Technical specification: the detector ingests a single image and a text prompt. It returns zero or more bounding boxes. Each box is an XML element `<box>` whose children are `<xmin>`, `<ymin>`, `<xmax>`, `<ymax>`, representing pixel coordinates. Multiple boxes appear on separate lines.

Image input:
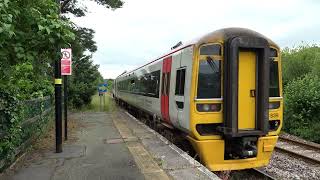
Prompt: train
<box><xmin>113</xmin><ymin>28</ymin><xmax>283</xmax><ymax>171</ymax></box>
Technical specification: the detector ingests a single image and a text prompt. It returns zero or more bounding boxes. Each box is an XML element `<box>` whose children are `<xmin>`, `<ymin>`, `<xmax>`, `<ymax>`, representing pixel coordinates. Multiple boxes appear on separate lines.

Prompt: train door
<box><xmin>238</xmin><ymin>50</ymin><xmax>256</xmax><ymax>130</ymax></box>
<box><xmin>170</xmin><ymin>47</ymin><xmax>193</xmax><ymax>131</ymax></box>
<box><xmin>161</xmin><ymin>57</ymin><xmax>172</xmax><ymax>124</ymax></box>
<box><xmin>175</xmin><ymin>67</ymin><xmax>186</xmax><ymax>126</ymax></box>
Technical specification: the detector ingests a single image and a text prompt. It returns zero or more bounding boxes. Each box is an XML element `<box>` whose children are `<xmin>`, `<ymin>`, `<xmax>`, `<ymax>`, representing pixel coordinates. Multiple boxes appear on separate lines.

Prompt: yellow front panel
<box><xmin>188</xmin><ymin>136</ymin><xmax>278</xmax><ymax>171</ymax></box>
<box><xmin>238</xmin><ymin>51</ymin><xmax>256</xmax><ymax>130</ymax></box>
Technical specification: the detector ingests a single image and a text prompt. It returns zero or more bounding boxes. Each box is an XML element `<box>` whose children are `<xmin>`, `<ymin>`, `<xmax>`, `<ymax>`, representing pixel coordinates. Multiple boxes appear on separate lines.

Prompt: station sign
<box><xmin>61</xmin><ymin>48</ymin><xmax>72</xmax><ymax>75</ymax></box>
<box><xmin>98</xmin><ymin>83</ymin><xmax>108</xmax><ymax>95</ymax></box>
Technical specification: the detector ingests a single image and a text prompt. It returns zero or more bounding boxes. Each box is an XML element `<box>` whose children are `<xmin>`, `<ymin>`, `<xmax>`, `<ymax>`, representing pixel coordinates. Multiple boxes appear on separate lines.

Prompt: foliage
<box><xmin>283</xmin><ymin>74</ymin><xmax>320</xmax><ymax>143</ymax></box>
<box><xmin>104</xmin><ymin>79</ymin><xmax>114</xmax><ymax>92</ymax></box>
<box><xmin>68</xmin><ymin>55</ymin><xmax>103</xmax><ymax>107</ymax></box>
<box><xmin>64</xmin><ymin>26</ymin><xmax>104</xmax><ymax>108</ymax></box>
<box><xmin>282</xmin><ymin>44</ymin><xmax>320</xmax><ymax>143</ymax></box>
<box><xmin>0</xmin><ymin>88</ymin><xmax>53</xmax><ymax>171</ymax></box>
<box><xmin>0</xmin><ymin>0</ymin><xmax>71</xmax><ymax>171</ymax></box>
<box><xmin>0</xmin><ymin>0</ymin><xmax>122</xmax><ymax>171</ymax></box>
<box><xmin>60</xmin><ymin>0</ymin><xmax>123</xmax><ymax>108</ymax></box>
<box><xmin>61</xmin><ymin>0</ymin><xmax>124</xmax><ymax>17</ymax></box>
<box><xmin>0</xmin><ymin>0</ymin><xmax>75</xmax><ymax>99</ymax></box>
<box><xmin>0</xmin><ymin>89</ymin><xmax>21</xmax><ymax>162</ymax></box>
<box><xmin>281</xmin><ymin>44</ymin><xmax>320</xmax><ymax>85</ymax></box>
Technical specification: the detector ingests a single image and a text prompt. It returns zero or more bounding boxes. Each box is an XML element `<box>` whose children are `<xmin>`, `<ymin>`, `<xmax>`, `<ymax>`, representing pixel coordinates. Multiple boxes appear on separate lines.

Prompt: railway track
<box><xmin>221</xmin><ymin>168</ymin><xmax>276</xmax><ymax>180</ymax></box>
<box><xmin>276</xmin><ymin>136</ymin><xmax>320</xmax><ymax>164</ymax></box>
<box><xmin>248</xmin><ymin>168</ymin><xmax>276</xmax><ymax>180</ymax></box>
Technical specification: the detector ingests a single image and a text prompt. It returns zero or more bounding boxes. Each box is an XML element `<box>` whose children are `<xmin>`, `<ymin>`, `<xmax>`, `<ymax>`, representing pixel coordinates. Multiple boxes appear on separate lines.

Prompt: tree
<box><xmin>0</xmin><ymin>0</ymin><xmax>75</xmax><ymax>171</ymax></box>
<box><xmin>58</xmin><ymin>0</ymin><xmax>123</xmax><ymax>107</ymax></box>
<box><xmin>0</xmin><ymin>0</ymin><xmax>75</xmax><ymax>99</ymax></box>
<box><xmin>282</xmin><ymin>44</ymin><xmax>320</xmax><ymax>143</ymax></box>
<box><xmin>61</xmin><ymin>0</ymin><xmax>124</xmax><ymax>17</ymax></box>
<box><xmin>284</xmin><ymin>74</ymin><xmax>320</xmax><ymax>143</ymax></box>
<box><xmin>282</xmin><ymin>44</ymin><xmax>320</xmax><ymax>85</ymax></box>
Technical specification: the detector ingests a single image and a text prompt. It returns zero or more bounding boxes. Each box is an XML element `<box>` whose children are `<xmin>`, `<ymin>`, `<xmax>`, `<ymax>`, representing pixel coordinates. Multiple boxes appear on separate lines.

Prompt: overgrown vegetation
<box><xmin>0</xmin><ymin>0</ymin><xmax>123</xmax><ymax>171</ymax></box>
<box><xmin>282</xmin><ymin>44</ymin><xmax>320</xmax><ymax>143</ymax></box>
<box><xmin>0</xmin><ymin>0</ymin><xmax>73</xmax><ymax>169</ymax></box>
<box><xmin>60</xmin><ymin>0</ymin><xmax>123</xmax><ymax>108</ymax></box>
<box><xmin>104</xmin><ymin>79</ymin><xmax>114</xmax><ymax>92</ymax></box>
<box><xmin>0</xmin><ymin>0</ymin><xmax>74</xmax><ymax>99</ymax></box>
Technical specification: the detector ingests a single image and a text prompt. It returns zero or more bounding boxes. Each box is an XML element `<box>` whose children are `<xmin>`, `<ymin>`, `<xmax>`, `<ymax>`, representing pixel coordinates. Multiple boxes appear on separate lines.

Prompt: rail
<box><xmin>275</xmin><ymin>136</ymin><xmax>320</xmax><ymax>164</ymax></box>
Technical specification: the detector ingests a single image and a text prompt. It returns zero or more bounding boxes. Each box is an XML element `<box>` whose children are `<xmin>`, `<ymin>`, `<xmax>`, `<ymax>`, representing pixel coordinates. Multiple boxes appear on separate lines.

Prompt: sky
<box><xmin>72</xmin><ymin>0</ymin><xmax>320</xmax><ymax>79</ymax></box>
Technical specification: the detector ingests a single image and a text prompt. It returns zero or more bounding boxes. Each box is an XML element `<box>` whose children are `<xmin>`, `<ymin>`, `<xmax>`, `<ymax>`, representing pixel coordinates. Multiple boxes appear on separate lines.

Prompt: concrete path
<box><xmin>1</xmin><ymin>97</ymin><xmax>219</xmax><ymax>180</ymax></box>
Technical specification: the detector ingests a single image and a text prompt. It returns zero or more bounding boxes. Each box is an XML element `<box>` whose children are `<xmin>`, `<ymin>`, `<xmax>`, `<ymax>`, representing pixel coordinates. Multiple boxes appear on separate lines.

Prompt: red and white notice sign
<box><xmin>61</xmin><ymin>48</ymin><xmax>72</xmax><ymax>75</ymax></box>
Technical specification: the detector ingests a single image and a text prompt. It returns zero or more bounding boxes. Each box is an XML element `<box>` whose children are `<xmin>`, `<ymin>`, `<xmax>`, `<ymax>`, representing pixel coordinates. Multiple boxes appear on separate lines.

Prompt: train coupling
<box><xmin>225</xmin><ymin>136</ymin><xmax>258</xmax><ymax>159</ymax></box>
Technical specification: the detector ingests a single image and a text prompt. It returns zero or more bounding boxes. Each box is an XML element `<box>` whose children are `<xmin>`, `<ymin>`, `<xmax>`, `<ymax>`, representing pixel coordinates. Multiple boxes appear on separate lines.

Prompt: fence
<box><xmin>0</xmin><ymin>96</ymin><xmax>54</xmax><ymax>172</ymax></box>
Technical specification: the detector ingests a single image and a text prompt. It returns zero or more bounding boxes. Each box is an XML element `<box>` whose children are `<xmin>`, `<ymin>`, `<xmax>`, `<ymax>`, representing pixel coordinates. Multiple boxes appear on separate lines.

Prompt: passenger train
<box><xmin>113</xmin><ymin>28</ymin><xmax>283</xmax><ymax>171</ymax></box>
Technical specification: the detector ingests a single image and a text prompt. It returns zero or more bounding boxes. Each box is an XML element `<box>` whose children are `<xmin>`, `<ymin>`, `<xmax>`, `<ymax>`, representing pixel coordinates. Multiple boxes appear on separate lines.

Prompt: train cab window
<box><xmin>197</xmin><ymin>58</ymin><xmax>221</xmax><ymax>99</ymax></box>
<box><xmin>200</xmin><ymin>44</ymin><xmax>221</xmax><ymax>55</ymax></box>
<box><xmin>270</xmin><ymin>48</ymin><xmax>278</xmax><ymax>57</ymax></box>
<box><xmin>175</xmin><ymin>68</ymin><xmax>186</xmax><ymax>96</ymax></box>
<box><xmin>270</xmin><ymin>61</ymin><xmax>280</xmax><ymax>97</ymax></box>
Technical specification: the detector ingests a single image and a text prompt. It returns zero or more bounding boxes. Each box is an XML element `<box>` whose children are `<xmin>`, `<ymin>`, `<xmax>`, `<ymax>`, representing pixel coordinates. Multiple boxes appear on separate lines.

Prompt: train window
<box><xmin>175</xmin><ymin>69</ymin><xmax>186</xmax><ymax>96</ymax></box>
<box><xmin>151</xmin><ymin>70</ymin><xmax>160</xmax><ymax>97</ymax></box>
<box><xmin>270</xmin><ymin>48</ymin><xmax>278</xmax><ymax>57</ymax></box>
<box><xmin>139</xmin><ymin>70</ymin><xmax>160</xmax><ymax>97</ymax></box>
<box><xmin>200</xmin><ymin>44</ymin><xmax>221</xmax><ymax>55</ymax></box>
<box><xmin>270</xmin><ymin>61</ymin><xmax>280</xmax><ymax>97</ymax></box>
<box><xmin>197</xmin><ymin>58</ymin><xmax>221</xmax><ymax>99</ymax></box>
<box><xmin>118</xmin><ymin>71</ymin><xmax>160</xmax><ymax>98</ymax></box>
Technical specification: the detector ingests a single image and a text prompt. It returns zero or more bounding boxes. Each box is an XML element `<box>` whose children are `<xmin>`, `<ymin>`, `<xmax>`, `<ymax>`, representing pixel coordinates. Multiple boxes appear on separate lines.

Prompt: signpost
<box><xmin>98</xmin><ymin>83</ymin><xmax>107</xmax><ymax>111</ymax></box>
<box><xmin>61</xmin><ymin>48</ymin><xmax>72</xmax><ymax>141</ymax></box>
<box><xmin>61</xmin><ymin>48</ymin><xmax>72</xmax><ymax>75</ymax></box>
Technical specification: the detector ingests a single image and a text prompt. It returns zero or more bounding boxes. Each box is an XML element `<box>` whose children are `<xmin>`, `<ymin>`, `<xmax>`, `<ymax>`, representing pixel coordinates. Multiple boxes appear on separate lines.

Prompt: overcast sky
<box><xmin>72</xmin><ymin>0</ymin><xmax>320</xmax><ymax>79</ymax></box>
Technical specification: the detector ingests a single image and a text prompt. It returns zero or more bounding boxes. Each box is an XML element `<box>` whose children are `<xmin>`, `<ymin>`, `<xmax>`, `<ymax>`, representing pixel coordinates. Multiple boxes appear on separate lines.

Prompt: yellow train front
<box><xmin>114</xmin><ymin>28</ymin><xmax>282</xmax><ymax>171</ymax></box>
<box><xmin>187</xmin><ymin>28</ymin><xmax>282</xmax><ymax>171</ymax></box>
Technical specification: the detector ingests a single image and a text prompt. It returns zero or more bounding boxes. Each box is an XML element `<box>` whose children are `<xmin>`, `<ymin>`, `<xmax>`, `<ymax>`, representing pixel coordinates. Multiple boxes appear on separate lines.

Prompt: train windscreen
<box><xmin>269</xmin><ymin>61</ymin><xmax>280</xmax><ymax>97</ymax></box>
<box><xmin>197</xmin><ymin>58</ymin><xmax>221</xmax><ymax>99</ymax></box>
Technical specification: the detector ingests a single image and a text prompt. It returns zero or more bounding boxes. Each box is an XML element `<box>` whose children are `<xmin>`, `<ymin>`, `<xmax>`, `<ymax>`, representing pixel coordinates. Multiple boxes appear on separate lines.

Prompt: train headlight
<box><xmin>196</xmin><ymin>103</ymin><xmax>221</xmax><ymax>112</ymax></box>
<box><xmin>203</xmin><ymin>104</ymin><xmax>210</xmax><ymax>111</ymax></box>
<box><xmin>269</xmin><ymin>101</ymin><xmax>280</xmax><ymax>109</ymax></box>
<box><xmin>269</xmin><ymin>120</ymin><xmax>280</xmax><ymax>131</ymax></box>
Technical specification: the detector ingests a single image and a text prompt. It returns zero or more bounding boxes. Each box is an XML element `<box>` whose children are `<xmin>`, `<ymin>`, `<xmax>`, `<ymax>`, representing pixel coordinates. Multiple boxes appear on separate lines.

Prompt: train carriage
<box><xmin>113</xmin><ymin>28</ymin><xmax>283</xmax><ymax>171</ymax></box>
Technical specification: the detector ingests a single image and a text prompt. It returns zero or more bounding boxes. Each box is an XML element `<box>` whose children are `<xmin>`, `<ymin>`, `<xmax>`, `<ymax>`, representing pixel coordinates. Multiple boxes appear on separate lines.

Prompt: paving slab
<box><xmin>118</xmin><ymin>111</ymin><xmax>220</xmax><ymax>180</ymax></box>
<box><xmin>2</xmin><ymin>112</ymin><xmax>144</xmax><ymax>180</ymax></box>
<box><xmin>2</xmin><ymin>97</ymin><xmax>220</xmax><ymax>180</ymax></box>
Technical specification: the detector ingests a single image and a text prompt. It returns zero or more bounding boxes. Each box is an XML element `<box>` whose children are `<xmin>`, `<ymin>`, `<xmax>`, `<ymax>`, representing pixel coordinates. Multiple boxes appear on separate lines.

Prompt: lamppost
<box><xmin>55</xmin><ymin>0</ymin><xmax>63</xmax><ymax>153</ymax></box>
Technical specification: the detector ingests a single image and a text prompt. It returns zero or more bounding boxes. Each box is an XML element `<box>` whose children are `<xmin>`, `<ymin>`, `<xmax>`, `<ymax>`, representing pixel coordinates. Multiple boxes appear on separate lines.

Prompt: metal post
<box><xmin>55</xmin><ymin>0</ymin><xmax>62</xmax><ymax>153</ymax></box>
<box><xmin>103</xmin><ymin>93</ymin><xmax>106</xmax><ymax>107</ymax></box>
<box><xmin>100</xmin><ymin>94</ymin><xmax>102</xmax><ymax>111</ymax></box>
<box><xmin>64</xmin><ymin>76</ymin><xmax>68</xmax><ymax>141</ymax></box>
<box><xmin>55</xmin><ymin>58</ymin><xmax>63</xmax><ymax>153</ymax></box>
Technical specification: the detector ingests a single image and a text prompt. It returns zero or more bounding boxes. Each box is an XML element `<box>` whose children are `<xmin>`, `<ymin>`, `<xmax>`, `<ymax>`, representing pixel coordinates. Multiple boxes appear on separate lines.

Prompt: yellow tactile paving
<box><xmin>112</xmin><ymin>112</ymin><xmax>171</xmax><ymax>180</ymax></box>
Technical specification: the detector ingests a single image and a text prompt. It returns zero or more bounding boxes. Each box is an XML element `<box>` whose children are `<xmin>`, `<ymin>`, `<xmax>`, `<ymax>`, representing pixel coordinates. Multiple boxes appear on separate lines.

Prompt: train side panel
<box><xmin>116</xmin><ymin>61</ymin><xmax>162</xmax><ymax>118</ymax></box>
<box><xmin>168</xmin><ymin>46</ymin><xmax>194</xmax><ymax>132</ymax></box>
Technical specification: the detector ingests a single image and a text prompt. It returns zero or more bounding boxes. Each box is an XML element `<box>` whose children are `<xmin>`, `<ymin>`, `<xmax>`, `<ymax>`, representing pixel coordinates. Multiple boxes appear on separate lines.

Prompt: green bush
<box><xmin>283</xmin><ymin>74</ymin><xmax>320</xmax><ymax>143</ymax></box>
<box><xmin>282</xmin><ymin>44</ymin><xmax>320</xmax><ymax>85</ymax></box>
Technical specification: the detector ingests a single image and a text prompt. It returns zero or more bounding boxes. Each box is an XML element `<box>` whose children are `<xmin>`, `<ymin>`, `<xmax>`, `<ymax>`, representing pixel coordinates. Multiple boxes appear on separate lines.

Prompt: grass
<box><xmin>85</xmin><ymin>93</ymin><xmax>116</xmax><ymax>112</ymax></box>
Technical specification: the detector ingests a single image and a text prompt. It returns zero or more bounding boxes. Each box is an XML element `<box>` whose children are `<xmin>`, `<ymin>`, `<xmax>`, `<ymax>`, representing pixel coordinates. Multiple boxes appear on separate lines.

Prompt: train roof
<box><xmin>192</xmin><ymin>27</ymin><xmax>279</xmax><ymax>48</ymax></box>
<box><xmin>117</xmin><ymin>27</ymin><xmax>279</xmax><ymax>78</ymax></box>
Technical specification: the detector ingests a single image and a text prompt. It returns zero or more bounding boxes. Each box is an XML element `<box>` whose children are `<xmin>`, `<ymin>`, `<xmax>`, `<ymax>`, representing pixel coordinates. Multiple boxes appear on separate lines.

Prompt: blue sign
<box><xmin>98</xmin><ymin>83</ymin><xmax>107</xmax><ymax>94</ymax></box>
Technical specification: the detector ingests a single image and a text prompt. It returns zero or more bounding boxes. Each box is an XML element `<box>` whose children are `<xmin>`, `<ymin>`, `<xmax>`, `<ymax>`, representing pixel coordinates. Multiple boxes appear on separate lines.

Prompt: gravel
<box><xmin>262</xmin><ymin>151</ymin><xmax>320</xmax><ymax>180</ymax></box>
<box><xmin>280</xmin><ymin>132</ymin><xmax>320</xmax><ymax>149</ymax></box>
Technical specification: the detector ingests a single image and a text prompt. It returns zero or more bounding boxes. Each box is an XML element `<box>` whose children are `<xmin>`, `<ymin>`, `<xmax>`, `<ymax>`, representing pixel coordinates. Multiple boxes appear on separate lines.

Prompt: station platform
<box><xmin>1</xmin><ymin>103</ymin><xmax>219</xmax><ymax>179</ymax></box>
